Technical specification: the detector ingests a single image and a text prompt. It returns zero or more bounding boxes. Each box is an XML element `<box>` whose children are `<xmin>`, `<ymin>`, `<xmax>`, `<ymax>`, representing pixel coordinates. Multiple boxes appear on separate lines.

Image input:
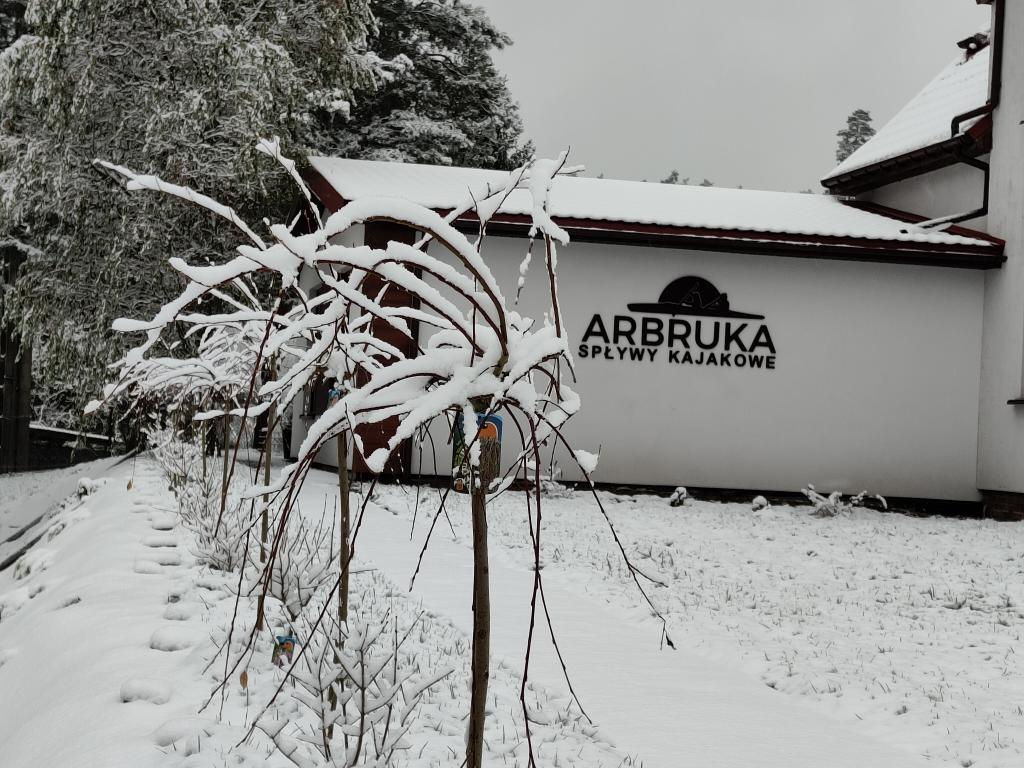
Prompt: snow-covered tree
<box><xmin>90</xmin><ymin>135</ymin><xmax>676</xmax><ymax>767</ymax></box>
<box><xmin>0</xmin><ymin>0</ymin><xmax>373</xmax><ymax>425</ymax></box>
<box><xmin>92</xmin><ymin>141</ymin><xmax>595</xmax><ymax>768</ymax></box>
<box><xmin>325</xmin><ymin>0</ymin><xmax>532</xmax><ymax>169</ymax></box>
<box><xmin>835</xmin><ymin>108</ymin><xmax>876</xmax><ymax>163</ymax></box>
<box><xmin>659</xmin><ymin>171</ymin><xmax>714</xmax><ymax>187</ymax></box>
<box><xmin>0</xmin><ymin>1</ymin><xmax>24</xmax><ymax>51</ymax></box>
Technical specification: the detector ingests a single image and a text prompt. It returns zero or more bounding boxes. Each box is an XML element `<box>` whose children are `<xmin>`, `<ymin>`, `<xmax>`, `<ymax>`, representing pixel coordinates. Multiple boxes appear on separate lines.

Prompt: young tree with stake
<box><xmin>93</xmin><ymin>141</ymin><xmax>672</xmax><ymax>767</ymax></box>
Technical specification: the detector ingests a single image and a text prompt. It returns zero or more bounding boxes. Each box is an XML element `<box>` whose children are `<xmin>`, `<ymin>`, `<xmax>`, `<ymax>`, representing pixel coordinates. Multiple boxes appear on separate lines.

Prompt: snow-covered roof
<box><xmin>308</xmin><ymin>156</ymin><xmax>996</xmax><ymax>253</ymax></box>
<box><xmin>826</xmin><ymin>45</ymin><xmax>990</xmax><ymax>181</ymax></box>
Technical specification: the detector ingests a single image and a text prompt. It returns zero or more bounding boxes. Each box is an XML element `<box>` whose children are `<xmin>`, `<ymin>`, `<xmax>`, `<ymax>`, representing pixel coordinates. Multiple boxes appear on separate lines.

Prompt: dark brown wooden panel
<box><xmin>352</xmin><ymin>223</ymin><xmax>421</xmax><ymax>476</ymax></box>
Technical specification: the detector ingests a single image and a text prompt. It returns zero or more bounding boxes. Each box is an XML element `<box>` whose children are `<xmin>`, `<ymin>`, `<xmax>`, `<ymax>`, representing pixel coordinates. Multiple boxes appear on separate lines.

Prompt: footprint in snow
<box><xmin>13</xmin><ymin>548</ymin><xmax>55</xmax><ymax>580</ymax></box>
<box><xmin>134</xmin><ymin>551</ymin><xmax>182</xmax><ymax>571</ymax></box>
<box><xmin>151</xmin><ymin>716</ymin><xmax>218</xmax><ymax>756</ymax></box>
<box><xmin>149</xmin><ymin>551</ymin><xmax>182</xmax><ymax>567</ymax></box>
<box><xmin>163</xmin><ymin>602</ymin><xmax>200</xmax><ymax>621</ymax></box>
<box><xmin>148</xmin><ymin>514</ymin><xmax>177</xmax><ymax>531</ymax></box>
<box><xmin>194</xmin><ymin>576</ymin><xmax>231</xmax><ymax>593</ymax></box>
<box><xmin>149</xmin><ymin>625</ymin><xmax>196</xmax><ymax>652</ymax></box>
<box><xmin>45</xmin><ymin>507</ymin><xmax>91</xmax><ymax>540</ymax></box>
<box><xmin>142</xmin><ymin>534</ymin><xmax>178</xmax><ymax>548</ymax></box>
<box><xmin>120</xmin><ymin>677</ymin><xmax>172</xmax><ymax>705</ymax></box>
<box><xmin>0</xmin><ymin>583</ymin><xmax>46</xmax><ymax>621</ymax></box>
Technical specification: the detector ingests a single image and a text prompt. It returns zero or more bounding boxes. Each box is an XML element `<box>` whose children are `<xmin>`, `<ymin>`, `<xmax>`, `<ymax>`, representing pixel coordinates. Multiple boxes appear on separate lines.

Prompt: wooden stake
<box><xmin>219</xmin><ymin>407</ymin><xmax>230</xmax><ymax>521</ymax></box>
<box><xmin>338</xmin><ymin>432</ymin><xmax>351</xmax><ymax>625</ymax></box>
<box><xmin>466</xmin><ymin>431</ymin><xmax>499</xmax><ymax>768</ymax></box>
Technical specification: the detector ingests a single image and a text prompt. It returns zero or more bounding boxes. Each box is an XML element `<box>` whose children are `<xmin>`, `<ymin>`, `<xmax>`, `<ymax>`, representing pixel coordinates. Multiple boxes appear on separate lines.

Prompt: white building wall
<box><xmin>977</xmin><ymin>1</ymin><xmax>1024</xmax><ymax>494</ymax></box>
<box><xmin>411</xmin><ymin>235</ymin><xmax>985</xmax><ymax>501</ymax></box>
<box><xmin>865</xmin><ymin>159</ymin><xmax>989</xmax><ymax>232</ymax></box>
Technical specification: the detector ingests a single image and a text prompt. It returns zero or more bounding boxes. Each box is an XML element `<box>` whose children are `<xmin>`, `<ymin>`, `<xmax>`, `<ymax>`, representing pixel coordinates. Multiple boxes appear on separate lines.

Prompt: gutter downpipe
<box><xmin>917</xmin><ymin>0</ymin><xmax>1004</xmax><ymax>231</ymax></box>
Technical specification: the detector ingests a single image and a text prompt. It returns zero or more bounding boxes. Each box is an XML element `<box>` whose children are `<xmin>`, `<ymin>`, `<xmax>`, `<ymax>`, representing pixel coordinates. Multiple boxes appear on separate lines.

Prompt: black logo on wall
<box><xmin>579</xmin><ymin>276</ymin><xmax>776</xmax><ymax>369</ymax></box>
<box><xmin>627</xmin><ymin>276</ymin><xmax>765</xmax><ymax>319</ymax></box>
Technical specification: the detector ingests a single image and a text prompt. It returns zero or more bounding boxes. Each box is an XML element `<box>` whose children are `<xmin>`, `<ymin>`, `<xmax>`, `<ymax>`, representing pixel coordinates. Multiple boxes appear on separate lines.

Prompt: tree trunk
<box><xmin>219</xmin><ymin>409</ymin><xmax>230</xmax><ymax>519</ymax></box>
<box><xmin>201</xmin><ymin>416</ymin><xmax>207</xmax><ymax>482</ymax></box>
<box><xmin>260</xmin><ymin>402</ymin><xmax>275</xmax><ymax>563</ymax></box>
<box><xmin>466</xmin><ymin>433</ymin><xmax>499</xmax><ymax>768</ymax></box>
<box><xmin>337</xmin><ymin>432</ymin><xmax>350</xmax><ymax>624</ymax></box>
<box><xmin>328</xmin><ymin>431</ymin><xmax>350</xmax><ymax>740</ymax></box>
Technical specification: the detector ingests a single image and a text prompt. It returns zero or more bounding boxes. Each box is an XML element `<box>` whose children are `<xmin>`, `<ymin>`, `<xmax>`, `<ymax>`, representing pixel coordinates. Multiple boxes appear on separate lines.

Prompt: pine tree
<box><xmin>836</xmin><ymin>108</ymin><xmax>876</xmax><ymax>164</ymax></box>
<box><xmin>0</xmin><ymin>1</ymin><xmax>373</xmax><ymax>425</ymax></box>
<box><xmin>659</xmin><ymin>171</ymin><xmax>715</xmax><ymax>186</ymax></box>
<box><xmin>325</xmin><ymin>0</ymin><xmax>532</xmax><ymax>170</ymax></box>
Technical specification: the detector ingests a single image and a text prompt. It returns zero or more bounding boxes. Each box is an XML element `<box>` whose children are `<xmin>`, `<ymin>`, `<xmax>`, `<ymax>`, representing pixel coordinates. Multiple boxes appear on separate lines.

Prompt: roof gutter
<box><xmin>916</xmin><ymin>0</ymin><xmax>1004</xmax><ymax>230</ymax></box>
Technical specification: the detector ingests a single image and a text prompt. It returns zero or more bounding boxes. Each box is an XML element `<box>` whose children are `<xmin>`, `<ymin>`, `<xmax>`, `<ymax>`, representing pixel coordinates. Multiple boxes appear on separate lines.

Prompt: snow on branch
<box><xmin>91</xmin><ymin>140</ymin><xmax>582</xmax><ymax>483</ymax></box>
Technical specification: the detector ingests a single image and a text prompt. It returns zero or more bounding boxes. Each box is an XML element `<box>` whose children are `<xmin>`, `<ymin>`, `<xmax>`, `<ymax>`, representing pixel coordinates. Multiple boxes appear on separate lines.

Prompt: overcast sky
<box><xmin>473</xmin><ymin>0</ymin><xmax>990</xmax><ymax>191</ymax></box>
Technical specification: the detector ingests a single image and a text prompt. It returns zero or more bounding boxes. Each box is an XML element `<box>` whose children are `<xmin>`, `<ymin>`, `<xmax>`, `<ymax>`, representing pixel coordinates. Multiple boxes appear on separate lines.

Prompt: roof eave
<box><xmin>821</xmin><ymin>116</ymin><xmax>993</xmax><ymax>196</ymax></box>
<box><xmin>301</xmin><ymin>166</ymin><xmax>1005</xmax><ymax>270</ymax></box>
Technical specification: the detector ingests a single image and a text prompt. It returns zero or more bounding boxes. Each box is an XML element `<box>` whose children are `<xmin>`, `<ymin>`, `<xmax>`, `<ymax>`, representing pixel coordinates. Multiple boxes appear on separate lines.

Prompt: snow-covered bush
<box><xmin>148</xmin><ymin>427</ymin><xmax>252</xmax><ymax>571</ymax></box>
<box><xmin>148</xmin><ymin>428</ymin><xmax>199</xmax><ymax>492</ymax></box>
<box><xmin>180</xmin><ymin>487</ymin><xmax>251</xmax><ymax>573</ymax></box>
<box><xmin>76</xmin><ymin>477</ymin><xmax>102</xmax><ymax>498</ymax></box>
<box><xmin>669</xmin><ymin>486</ymin><xmax>689</xmax><ymax>507</ymax></box>
<box><xmin>849</xmin><ymin>489</ymin><xmax>888</xmax><ymax>510</ymax></box>
<box><xmin>751</xmin><ymin>495</ymin><xmax>770</xmax><ymax>512</ymax></box>
<box><xmin>802</xmin><ymin>484</ymin><xmax>887</xmax><ymax>517</ymax></box>
<box><xmin>253</xmin><ymin>512</ymin><xmax>334</xmax><ymax>621</ymax></box>
<box><xmin>532</xmin><ymin>462</ymin><xmax>573</xmax><ymax>498</ymax></box>
<box><xmin>258</xmin><ymin>602</ymin><xmax>453</xmax><ymax>768</ymax></box>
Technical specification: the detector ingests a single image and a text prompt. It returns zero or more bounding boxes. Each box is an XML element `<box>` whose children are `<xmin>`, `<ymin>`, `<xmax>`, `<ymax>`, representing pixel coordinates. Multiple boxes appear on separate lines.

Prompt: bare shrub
<box><xmin>258</xmin><ymin>603</ymin><xmax>453</xmax><ymax>768</ymax></box>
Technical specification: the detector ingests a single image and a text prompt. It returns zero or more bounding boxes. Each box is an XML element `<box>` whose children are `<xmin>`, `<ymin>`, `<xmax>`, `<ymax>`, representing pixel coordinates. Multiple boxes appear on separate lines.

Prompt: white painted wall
<box><xmin>409</xmin><ymin>235</ymin><xmax>985</xmax><ymax>501</ymax></box>
<box><xmin>865</xmin><ymin>159</ymin><xmax>989</xmax><ymax>232</ymax></box>
<box><xmin>976</xmin><ymin>1</ymin><xmax>1024</xmax><ymax>494</ymax></box>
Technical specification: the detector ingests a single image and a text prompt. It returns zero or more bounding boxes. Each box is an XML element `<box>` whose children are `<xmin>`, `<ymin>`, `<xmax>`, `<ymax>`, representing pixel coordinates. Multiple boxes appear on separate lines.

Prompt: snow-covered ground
<box><xmin>367</xmin><ymin>483</ymin><xmax>1024</xmax><ymax>768</ymax></box>
<box><xmin>3</xmin><ymin>461</ymin><xmax>1023</xmax><ymax>767</ymax></box>
<box><xmin>0</xmin><ymin>457</ymin><xmax>122</xmax><ymax>547</ymax></box>
<box><xmin>0</xmin><ymin>461</ymin><xmax>620</xmax><ymax>768</ymax></box>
